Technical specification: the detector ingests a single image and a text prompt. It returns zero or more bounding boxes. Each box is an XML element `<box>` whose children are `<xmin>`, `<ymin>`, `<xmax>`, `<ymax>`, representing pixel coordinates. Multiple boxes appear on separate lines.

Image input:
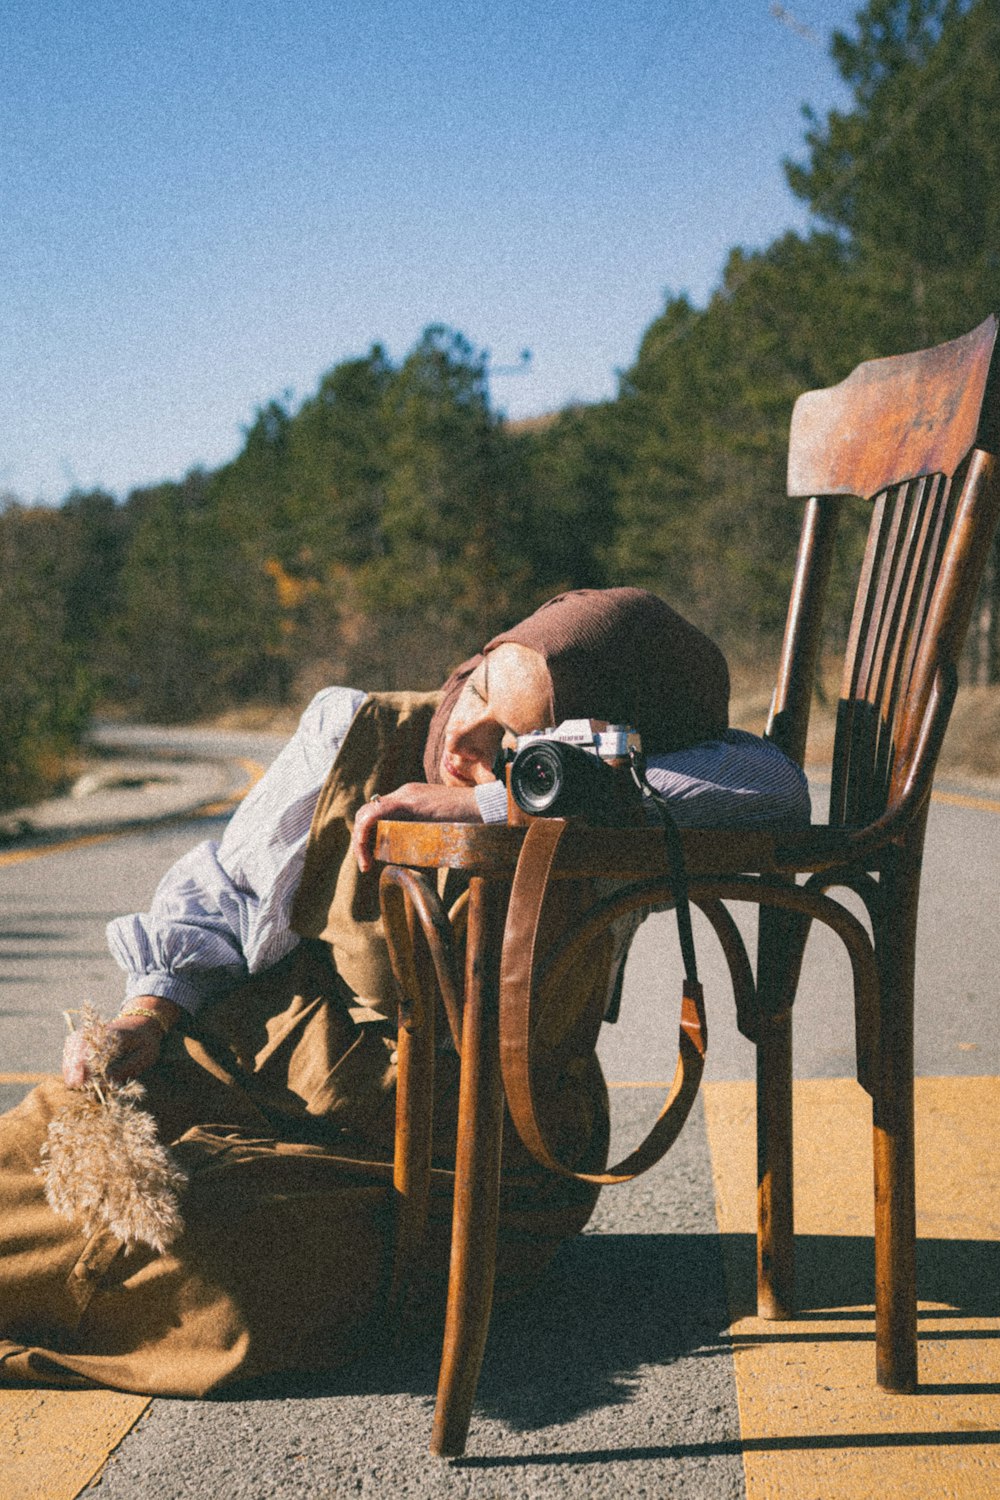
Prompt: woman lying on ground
<box><xmin>0</xmin><ymin>588</ymin><xmax>809</xmax><ymax>1395</ymax></box>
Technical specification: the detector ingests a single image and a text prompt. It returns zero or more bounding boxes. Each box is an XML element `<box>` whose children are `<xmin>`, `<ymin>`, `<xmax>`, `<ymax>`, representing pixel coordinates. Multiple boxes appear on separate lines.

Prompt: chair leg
<box><xmin>756</xmin><ymin>1007</ymin><xmax>794</xmax><ymax>1320</ymax></box>
<box><xmin>872</xmin><ymin>853</ymin><xmax>919</xmax><ymax>1393</ymax></box>
<box><xmin>754</xmin><ymin>903</ymin><xmax>806</xmax><ymax>1321</ymax></box>
<box><xmin>388</xmin><ymin>910</ymin><xmax>436</xmax><ymax>1322</ymax></box>
<box><xmin>430</xmin><ymin>877</ymin><xmax>506</xmax><ymax>1458</ymax></box>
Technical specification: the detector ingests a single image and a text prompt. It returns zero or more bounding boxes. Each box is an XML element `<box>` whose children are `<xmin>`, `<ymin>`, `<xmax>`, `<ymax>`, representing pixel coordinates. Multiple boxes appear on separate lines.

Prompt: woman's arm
<box><xmin>64</xmin><ymin>689</ymin><xmax>368</xmax><ymax>1089</ymax></box>
<box><xmin>351</xmin><ymin>783</ymin><xmax>481</xmax><ymax>872</ymax></box>
<box><xmin>643</xmin><ymin>730</ymin><xmax>811</xmax><ymax>829</ymax></box>
<box><xmin>63</xmin><ymin>995</ymin><xmax>184</xmax><ymax>1087</ymax></box>
<box><xmin>104</xmin><ymin>687</ymin><xmax>368</xmax><ymax>1015</ymax></box>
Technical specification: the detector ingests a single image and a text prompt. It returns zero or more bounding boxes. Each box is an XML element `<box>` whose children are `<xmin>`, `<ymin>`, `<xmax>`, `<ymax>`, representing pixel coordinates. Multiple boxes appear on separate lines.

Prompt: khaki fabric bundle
<box><xmin>0</xmin><ymin>694</ymin><xmax>607</xmax><ymax>1395</ymax></box>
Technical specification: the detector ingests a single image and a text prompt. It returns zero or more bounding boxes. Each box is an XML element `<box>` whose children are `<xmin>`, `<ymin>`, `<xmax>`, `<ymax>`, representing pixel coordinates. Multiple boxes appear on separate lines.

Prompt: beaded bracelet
<box><xmin>118</xmin><ymin>1005</ymin><xmax>171</xmax><ymax>1036</ymax></box>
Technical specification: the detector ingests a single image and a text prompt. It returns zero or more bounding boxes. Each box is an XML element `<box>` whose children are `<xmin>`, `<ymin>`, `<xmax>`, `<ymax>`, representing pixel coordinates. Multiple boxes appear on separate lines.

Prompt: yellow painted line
<box><xmin>0</xmin><ymin>1073</ymin><xmax>49</xmax><ymax>1086</ymax></box>
<box><xmin>704</xmin><ymin>1076</ymin><xmax>1000</xmax><ymax>1498</ymax></box>
<box><xmin>1</xmin><ymin>1388</ymin><xmax>150</xmax><ymax>1500</ymax></box>
<box><xmin>0</xmin><ymin>758</ymin><xmax>265</xmax><ymax>868</ymax></box>
<box><xmin>0</xmin><ymin>831</ymin><xmax>125</xmax><ymax>869</ymax></box>
<box><xmin>808</xmin><ymin>769</ymin><xmax>1000</xmax><ymax>818</ymax></box>
<box><xmin>607</xmin><ymin>1080</ymin><xmax>673</xmax><ymax>1088</ymax></box>
<box><xmin>195</xmin><ymin>755</ymin><xmax>265</xmax><ymax>816</ymax></box>
<box><xmin>932</xmin><ymin>788</ymin><xmax>1000</xmax><ymax>815</ymax></box>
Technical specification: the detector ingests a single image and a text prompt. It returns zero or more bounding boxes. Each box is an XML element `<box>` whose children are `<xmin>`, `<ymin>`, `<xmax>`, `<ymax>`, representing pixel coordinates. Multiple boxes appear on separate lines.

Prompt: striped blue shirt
<box><xmin>108</xmin><ymin>686</ymin><xmax>810</xmax><ymax>1013</ymax></box>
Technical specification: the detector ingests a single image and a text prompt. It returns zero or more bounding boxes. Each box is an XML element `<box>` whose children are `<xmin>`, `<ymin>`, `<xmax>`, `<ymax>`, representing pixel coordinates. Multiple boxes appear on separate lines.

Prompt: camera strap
<box><xmin>636</xmin><ymin>770</ymin><xmax>700</xmax><ymax>991</ymax></box>
<box><xmin>499</xmin><ymin>816</ymin><xmax>707</xmax><ymax>1185</ymax></box>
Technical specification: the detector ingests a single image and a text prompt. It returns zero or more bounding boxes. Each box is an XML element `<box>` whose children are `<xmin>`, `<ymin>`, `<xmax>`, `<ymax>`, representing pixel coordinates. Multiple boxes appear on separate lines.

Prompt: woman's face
<box><xmin>439</xmin><ymin>644</ymin><xmax>553</xmax><ymax>787</ymax></box>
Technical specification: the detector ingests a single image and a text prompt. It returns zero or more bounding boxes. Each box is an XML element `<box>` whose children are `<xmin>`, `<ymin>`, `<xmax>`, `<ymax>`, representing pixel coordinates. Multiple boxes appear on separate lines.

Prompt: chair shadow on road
<box><xmin>217</xmin><ymin>1227</ymin><xmax>734</xmax><ymax>1423</ymax></box>
<box><xmin>217</xmin><ymin>1226</ymin><xmax>1000</xmax><ymax>1437</ymax></box>
<box><xmin>721</xmin><ymin>1227</ymin><xmax>1000</xmax><ymax>1328</ymax></box>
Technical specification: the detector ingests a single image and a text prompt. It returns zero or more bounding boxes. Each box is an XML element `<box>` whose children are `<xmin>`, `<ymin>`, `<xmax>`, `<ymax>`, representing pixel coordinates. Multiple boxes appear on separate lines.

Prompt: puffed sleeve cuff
<box><xmin>122</xmin><ymin>971</ymin><xmax>225</xmax><ymax>1015</ymax></box>
<box><xmin>473</xmin><ymin>780</ymin><xmax>508</xmax><ymax>824</ymax></box>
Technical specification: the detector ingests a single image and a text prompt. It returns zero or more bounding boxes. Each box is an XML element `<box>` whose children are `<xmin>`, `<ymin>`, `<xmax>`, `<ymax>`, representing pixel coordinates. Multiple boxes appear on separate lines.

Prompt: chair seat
<box><xmin>374</xmin><ymin>816</ymin><xmax>892</xmax><ymax>880</ymax></box>
<box><xmin>376</xmin><ymin>818</ymin><xmax>785</xmax><ymax>877</ymax></box>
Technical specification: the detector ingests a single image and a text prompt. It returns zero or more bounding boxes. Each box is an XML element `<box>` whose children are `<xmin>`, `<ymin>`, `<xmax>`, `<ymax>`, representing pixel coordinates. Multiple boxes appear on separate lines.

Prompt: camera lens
<box><xmin>510</xmin><ymin>742</ymin><xmax>564</xmax><ymax>813</ymax></box>
<box><xmin>523</xmin><ymin>758</ymin><xmax>556</xmax><ymax>795</ymax></box>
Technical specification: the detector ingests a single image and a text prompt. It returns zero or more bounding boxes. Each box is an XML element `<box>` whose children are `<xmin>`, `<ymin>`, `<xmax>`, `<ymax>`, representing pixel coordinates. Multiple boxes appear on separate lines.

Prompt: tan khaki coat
<box><xmin>0</xmin><ymin>694</ymin><xmax>608</xmax><ymax>1394</ymax></box>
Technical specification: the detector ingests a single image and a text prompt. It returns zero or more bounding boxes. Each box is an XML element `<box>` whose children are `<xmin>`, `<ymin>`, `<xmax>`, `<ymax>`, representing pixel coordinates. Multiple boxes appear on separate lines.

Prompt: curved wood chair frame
<box><xmin>376</xmin><ymin>315</ymin><xmax>1000</xmax><ymax>1456</ymax></box>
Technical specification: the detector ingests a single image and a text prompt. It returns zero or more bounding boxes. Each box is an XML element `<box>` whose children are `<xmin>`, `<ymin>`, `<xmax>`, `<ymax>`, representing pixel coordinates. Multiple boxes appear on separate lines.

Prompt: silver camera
<box><xmin>507</xmin><ymin>720</ymin><xmax>643</xmax><ymax>822</ymax></box>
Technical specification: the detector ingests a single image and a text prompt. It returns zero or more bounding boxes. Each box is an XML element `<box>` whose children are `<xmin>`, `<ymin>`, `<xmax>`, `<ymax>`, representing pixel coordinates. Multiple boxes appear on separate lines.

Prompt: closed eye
<box><xmin>470</xmin><ymin>661</ymin><xmax>518</xmax><ymax>738</ymax></box>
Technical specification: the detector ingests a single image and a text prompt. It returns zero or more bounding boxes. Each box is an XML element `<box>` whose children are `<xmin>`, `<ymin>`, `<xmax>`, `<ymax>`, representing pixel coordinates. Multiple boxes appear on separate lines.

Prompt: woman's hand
<box><xmin>352</xmin><ymin>782</ymin><xmax>482</xmax><ymax>873</ymax></box>
<box><xmin>62</xmin><ymin>998</ymin><xmax>182</xmax><ymax>1089</ymax></box>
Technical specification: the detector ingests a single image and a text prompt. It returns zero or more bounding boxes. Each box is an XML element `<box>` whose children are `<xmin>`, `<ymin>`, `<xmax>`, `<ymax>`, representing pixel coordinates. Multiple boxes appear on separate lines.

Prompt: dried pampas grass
<box><xmin>37</xmin><ymin>1004</ymin><xmax>187</xmax><ymax>1254</ymax></box>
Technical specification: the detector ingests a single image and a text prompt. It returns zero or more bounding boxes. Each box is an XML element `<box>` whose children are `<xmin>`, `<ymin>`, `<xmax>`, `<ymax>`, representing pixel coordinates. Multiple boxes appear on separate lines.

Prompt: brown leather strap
<box><xmin>499</xmin><ymin>817</ymin><xmax>707</xmax><ymax>1185</ymax></box>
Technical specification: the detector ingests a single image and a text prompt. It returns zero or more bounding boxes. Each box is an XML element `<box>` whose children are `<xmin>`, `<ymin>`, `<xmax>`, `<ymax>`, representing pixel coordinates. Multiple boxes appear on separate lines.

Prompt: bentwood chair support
<box><xmin>376</xmin><ymin>315</ymin><xmax>1000</xmax><ymax>1456</ymax></box>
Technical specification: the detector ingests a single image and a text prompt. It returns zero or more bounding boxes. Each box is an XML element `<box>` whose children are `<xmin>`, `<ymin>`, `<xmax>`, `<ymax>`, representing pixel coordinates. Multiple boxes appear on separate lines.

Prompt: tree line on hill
<box><xmin>3</xmin><ymin>0</ymin><xmax>999</xmax><ymax>810</ymax></box>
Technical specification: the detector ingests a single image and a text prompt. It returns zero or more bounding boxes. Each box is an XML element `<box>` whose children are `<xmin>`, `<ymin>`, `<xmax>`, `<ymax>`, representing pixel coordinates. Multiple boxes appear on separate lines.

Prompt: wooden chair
<box><xmin>376</xmin><ymin>314</ymin><xmax>1000</xmax><ymax>1455</ymax></box>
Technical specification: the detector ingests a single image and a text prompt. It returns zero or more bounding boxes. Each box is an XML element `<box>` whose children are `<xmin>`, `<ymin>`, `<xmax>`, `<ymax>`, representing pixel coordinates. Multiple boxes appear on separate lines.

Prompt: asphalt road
<box><xmin>1</xmin><ymin>723</ymin><xmax>998</xmax><ymax>1497</ymax></box>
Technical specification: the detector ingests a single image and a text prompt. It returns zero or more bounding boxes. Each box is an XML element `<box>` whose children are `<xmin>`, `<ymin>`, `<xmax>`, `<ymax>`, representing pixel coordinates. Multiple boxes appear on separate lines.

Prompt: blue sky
<box><xmin>2</xmin><ymin>0</ymin><xmax>859</xmax><ymax>505</ymax></box>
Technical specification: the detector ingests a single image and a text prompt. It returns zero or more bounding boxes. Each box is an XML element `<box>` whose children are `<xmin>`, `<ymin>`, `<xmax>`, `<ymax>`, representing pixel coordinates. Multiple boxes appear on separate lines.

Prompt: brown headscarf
<box><xmin>422</xmin><ymin>587</ymin><xmax>729</xmax><ymax>782</ymax></box>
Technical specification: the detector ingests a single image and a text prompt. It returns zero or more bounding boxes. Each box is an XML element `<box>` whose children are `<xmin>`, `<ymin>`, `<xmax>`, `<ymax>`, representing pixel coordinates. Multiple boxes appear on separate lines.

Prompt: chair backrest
<box><xmin>767</xmin><ymin>316</ymin><xmax>1000</xmax><ymax>830</ymax></box>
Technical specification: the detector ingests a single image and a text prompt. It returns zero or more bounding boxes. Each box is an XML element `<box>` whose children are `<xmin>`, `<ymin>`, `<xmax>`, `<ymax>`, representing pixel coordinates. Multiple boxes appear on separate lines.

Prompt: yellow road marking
<box><xmin>1</xmin><ymin>1388</ymin><xmax>150</xmax><ymax>1500</ymax></box>
<box><xmin>0</xmin><ymin>1074</ymin><xmax>49</xmax><ymax>1086</ymax></box>
<box><xmin>808</xmin><ymin>767</ymin><xmax>1000</xmax><ymax>817</ymax></box>
<box><xmin>607</xmin><ymin>1080</ymin><xmax>673</xmax><ymax>1088</ymax></box>
<box><xmin>932</xmin><ymin>788</ymin><xmax>1000</xmax><ymax>815</ymax></box>
<box><xmin>0</xmin><ymin>758</ymin><xmax>264</xmax><ymax>868</ymax></box>
<box><xmin>194</xmin><ymin>755</ymin><xmax>265</xmax><ymax>816</ymax></box>
<box><xmin>704</xmin><ymin>1076</ymin><xmax>1000</xmax><ymax>1498</ymax></box>
<box><xmin>0</xmin><ymin>831</ymin><xmax>127</xmax><ymax>869</ymax></box>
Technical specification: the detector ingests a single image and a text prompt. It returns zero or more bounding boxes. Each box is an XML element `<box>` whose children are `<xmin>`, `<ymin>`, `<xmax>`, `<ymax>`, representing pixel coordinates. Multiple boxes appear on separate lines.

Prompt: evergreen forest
<box><xmin>4</xmin><ymin>0</ymin><xmax>1000</xmax><ymax>809</ymax></box>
